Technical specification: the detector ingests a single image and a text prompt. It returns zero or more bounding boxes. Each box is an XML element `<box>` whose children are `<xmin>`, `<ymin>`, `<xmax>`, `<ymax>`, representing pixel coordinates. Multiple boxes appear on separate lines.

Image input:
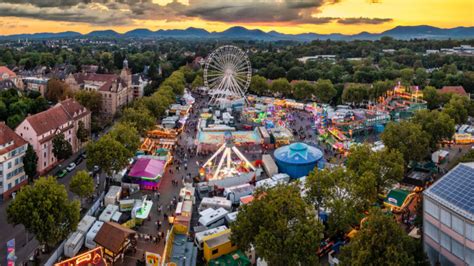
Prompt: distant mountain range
<box><xmin>1</xmin><ymin>25</ymin><xmax>473</xmax><ymax>41</ymax></box>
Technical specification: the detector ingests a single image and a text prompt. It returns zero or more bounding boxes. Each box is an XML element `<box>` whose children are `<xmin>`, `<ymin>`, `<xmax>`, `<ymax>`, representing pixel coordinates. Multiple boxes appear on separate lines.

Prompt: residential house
<box><xmin>65</xmin><ymin>59</ymin><xmax>134</xmax><ymax>115</ymax></box>
<box><xmin>0</xmin><ymin>66</ymin><xmax>21</xmax><ymax>88</ymax></box>
<box><xmin>423</xmin><ymin>163</ymin><xmax>474</xmax><ymax>266</ymax></box>
<box><xmin>131</xmin><ymin>74</ymin><xmax>149</xmax><ymax>99</ymax></box>
<box><xmin>15</xmin><ymin>99</ymin><xmax>91</xmax><ymax>174</ymax></box>
<box><xmin>22</xmin><ymin>77</ymin><xmax>49</xmax><ymax>96</ymax></box>
<box><xmin>0</xmin><ymin>122</ymin><xmax>28</xmax><ymax>200</ymax></box>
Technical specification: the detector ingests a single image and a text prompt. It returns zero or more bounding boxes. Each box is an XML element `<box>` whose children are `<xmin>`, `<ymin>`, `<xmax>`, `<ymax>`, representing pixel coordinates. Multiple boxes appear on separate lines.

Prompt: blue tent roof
<box><xmin>274</xmin><ymin>142</ymin><xmax>323</xmax><ymax>165</ymax></box>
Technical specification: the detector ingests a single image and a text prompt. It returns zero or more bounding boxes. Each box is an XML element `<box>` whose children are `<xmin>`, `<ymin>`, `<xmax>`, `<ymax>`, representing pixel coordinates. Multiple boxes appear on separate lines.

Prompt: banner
<box><xmin>7</xmin><ymin>238</ymin><xmax>15</xmax><ymax>266</ymax></box>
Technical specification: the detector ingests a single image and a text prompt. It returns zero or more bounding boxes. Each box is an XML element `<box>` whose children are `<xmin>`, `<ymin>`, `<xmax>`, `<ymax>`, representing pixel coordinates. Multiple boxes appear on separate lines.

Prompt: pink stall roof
<box><xmin>128</xmin><ymin>158</ymin><xmax>165</xmax><ymax>180</ymax></box>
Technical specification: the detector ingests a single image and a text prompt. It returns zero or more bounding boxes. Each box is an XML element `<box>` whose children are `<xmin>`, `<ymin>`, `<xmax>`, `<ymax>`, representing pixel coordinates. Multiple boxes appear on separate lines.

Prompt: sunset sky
<box><xmin>0</xmin><ymin>0</ymin><xmax>472</xmax><ymax>35</ymax></box>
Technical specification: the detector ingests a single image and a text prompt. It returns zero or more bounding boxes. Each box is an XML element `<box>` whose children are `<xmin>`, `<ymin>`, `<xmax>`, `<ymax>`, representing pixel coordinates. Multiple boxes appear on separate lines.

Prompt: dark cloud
<box><xmin>0</xmin><ymin>0</ymin><xmax>390</xmax><ymax>26</ymax></box>
<box><xmin>337</xmin><ymin>17</ymin><xmax>392</xmax><ymax>25</ymax></box>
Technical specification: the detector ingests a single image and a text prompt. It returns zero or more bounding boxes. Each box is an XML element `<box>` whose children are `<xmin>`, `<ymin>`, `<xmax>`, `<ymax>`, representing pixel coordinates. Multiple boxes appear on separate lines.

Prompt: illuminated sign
<box><xmin>55</xmin><ymin>247</ymin><xmax>106</xmax><ymax>266</ymax></box>
<box><xmin>145</xmin><ymin>251</ymin><xmax>162</xmax><ymax>266</ymax></box>
<box><xmin>7</xmin><ymin>238</ymin><xmax>15</xmax><ymax>266</ymax></box>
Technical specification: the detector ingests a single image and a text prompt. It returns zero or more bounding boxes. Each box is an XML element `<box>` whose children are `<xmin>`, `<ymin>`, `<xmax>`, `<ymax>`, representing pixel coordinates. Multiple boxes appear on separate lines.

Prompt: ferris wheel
<box><xmin>204</xmin><ymin>45</ymin><xmax>252</xmax><ymax>105</ymax></box>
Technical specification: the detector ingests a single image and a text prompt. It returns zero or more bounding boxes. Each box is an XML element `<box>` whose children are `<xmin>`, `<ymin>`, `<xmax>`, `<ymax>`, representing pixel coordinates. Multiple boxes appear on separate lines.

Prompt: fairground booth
<box><xmin>127</xmin><ymin>156</ymin><xmax>169</xmax><ymax>190</ymax></box>
<box><xmin>196</xmin><ymin>129</ymin><xmax>262</xmax><ymax>154</ymax></box>
<box><xmin>274</xmin><ymin>142</ymin><xmax>325</xmax><ymax>179</ymax></box>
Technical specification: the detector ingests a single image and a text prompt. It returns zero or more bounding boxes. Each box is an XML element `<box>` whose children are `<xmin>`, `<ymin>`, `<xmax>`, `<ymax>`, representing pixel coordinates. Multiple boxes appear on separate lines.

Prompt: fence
<box><xmin>44</xmin><ymin>191</ymin><xmax>105</xmax><ymax>266</ymax></box>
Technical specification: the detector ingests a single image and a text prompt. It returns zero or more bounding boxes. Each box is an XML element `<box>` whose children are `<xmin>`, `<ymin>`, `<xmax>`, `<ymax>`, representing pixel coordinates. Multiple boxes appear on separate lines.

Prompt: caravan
<box><xmin>225</xmin><ymin>211</ymin><xmax>238</xmax><ymax>225</ymax></box>
<box><xmin>85</xmin><ymin>221</ymin><xmax>104</xmax><ymax>249</ymax></box>
<box><xmin>104</xmin><ymin>186</ymin><xmax>122</xmax><ymax>206</ymax></box>
<box><xmin>77</xmin><ymin>215</ymin><xmax>96</xmax><ymax>234</ymax></box>
<box><xmin>223</xmin><ymin>184</ymin><xmax>255</xmax><ymax>205</ymax></box>
<box><xmin>198</xmin><ymin>197</ymin><xmax>232</xmax><ymax>212</ymax></box>
<box><xmin>198</xmin><ymin>208</ymin><xmax>229</xmax><ymax>229</ymax></box>
<box><xmin>64</xmin><ymin>231</ymin><xmax>85</xmax><ymax>258</ymax></box>
<box><xmin>99</xmin><ymin>204</ymin><xmax>119</xmax><ymax>222</ymax></box>
<box><xmin>194</xmin><ymin>225</ymin><xmax>228</xmax><ymax>250</ymax></box>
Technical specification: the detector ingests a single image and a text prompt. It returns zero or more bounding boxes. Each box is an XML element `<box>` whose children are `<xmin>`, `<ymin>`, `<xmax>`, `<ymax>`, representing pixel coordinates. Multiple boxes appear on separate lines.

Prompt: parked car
<box><xmin>74</xmin><ymin>156</ymin><xmax>83</xmax><ymax>165</ymax></box>
<box><xmin>66</xmin><ymin>162</ymin><xmax>77</xmax><ymax>172</ymax></box>
<box><xmin>56</xmin><ymin>169</ymin><xmax>67</xmax><ymax>178</ymax></box>
<box><xmin>81</xmin><ymin>152</ymin><xmax>87</xmax><ymax>159</ymax></box>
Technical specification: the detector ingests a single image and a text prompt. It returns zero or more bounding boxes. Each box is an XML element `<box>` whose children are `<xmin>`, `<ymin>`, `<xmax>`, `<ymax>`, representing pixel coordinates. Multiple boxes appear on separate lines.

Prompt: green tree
<box><xmin>120</xmin><ymin>107</ymin><xmax>155</xmax><ymax>134</ymax></box>
<box><xmin>108</xmin><ymin>122</ymin><xmax>140</xmax><ymax>154</ymax></box>
<box><xmin>45</xmin><ymin>79</ymin><xmax>71</xmax><ymax>103</ymax></box>
<box><xmin>292</xmin><ymin>81</ymin><xmax>315</xmax><ymax>101</ymax></box>
<box><xmin>412</xmin><ymin>110</ymin><xmax>455</xmax><ymax>149</ymax></box>
<box><xmin>442</xmin><ymin>94</ymin><xmax>470</xmax><ymax>124</ymax></box>
<box><xmin>7</xmin><ymin>176</ymin><xmax>80</xmax><ymax>248</ymax></box>
<box><xmin>314</xmin><ymin>79</ymin><xmax>337</xmax><ymax>103</ymax></box>
<box><xmin>400</xmin><ymin>68</ymin><xmax>414</xmax><ymax>84</ymax></box>
<box><xmin>340</xmin><ymin>208</ymin><xmax>419</xmax><ymax>266</ymax></box>
<box><xmin>86</xmin><ymin>134</ymin><xmax>131</xmax><ymax>175</ymax></box>
<box><xmin>381</xmin><ymin>121</ymin><xmax>430</xmax><ymax>164</ymax></box>
<box><xmin>270</xmin><ymin>78</ymin><xmax>291</xmax><ymax>97</ymax></box>
<box><xmin>74</xmin><ymin>90</ymin><xmax>102</xmax><ymax>114</ymax></box>
<box><xmin>6</xmin><ymin>113</ymin><xmax>24</xmax><ymax>129</ymax></box>
<box><xmin>346</xmin><ymin>144</ymin><xmax>404</xmax><ymax>198</ymax></box>
<box><xmin>286</xmin><ymin>66</ymin><xmax>304</xmax><ymax>81</ymax></box>
<box><xmin>52</xmin><ymin>133</ymin><xmax>72</xmax><ymax>161</ymax></box>
<box><xmin>458</xmin><ymin>150</ymin><xmax>474</xmax><ymax>163</ymax></box>
<box><xmin>231</xmin><ymin>185</ymin><xmax>323</xmax><ymax>266</ymax></box>
<box><xmin>24</xmin><ymin>144</ymin><xmax>38</xmax><ymax>183</ymax></box>
<box><xmin>69</xmin><ymin>170</ymin><xmax>94</xmax><ymax>205</ymax></box>
<box><xmin>191</xmin><ymin>75</ymin><xmax>203</xmax><ymax>89</ymax></box>
<box><xmin>249</xmin><ymin>75</ymin><xmax>270</xmax><ymax>96</ymax></box>
<box><xmin>422</xmin><ymin>86</ymin><xmax>440</xmax><ymax>110</ymax></box>
<box><xmin>76</xmin><ymin>120</ymin><xmax>89</xmax><ymax>144</ymax></box>
<box><xmin>306</xmin><ymin>167</ymin><xmax>364</xmax><ymax>235</ymax></box>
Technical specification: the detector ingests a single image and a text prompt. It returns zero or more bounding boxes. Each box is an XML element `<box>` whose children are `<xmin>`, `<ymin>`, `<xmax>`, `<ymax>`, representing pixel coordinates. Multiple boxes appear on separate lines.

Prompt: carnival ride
<box><xmin>201</xmin><ymin>131</ymin><xmax>256</xmax><ymax>181</ymax></box>
<box><xmin>204</xmin><ymin>45</ymin><xmax>252</xmax><ymax>106</ymax></box>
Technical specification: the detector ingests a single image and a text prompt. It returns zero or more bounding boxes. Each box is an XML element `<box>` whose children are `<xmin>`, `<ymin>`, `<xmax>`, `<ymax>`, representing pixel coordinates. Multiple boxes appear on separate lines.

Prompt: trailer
<box><xmin>77</xmin><ymin>215</ymin><xmax>96</xmax><ymax>234</ymax></box>
<box><xmin>104</xmin><ymin>186</ymin><xmax>122</xmax><ymax>206</ymax></box>
<box><xmin>223</xmin><ymin>183</ymin><xmax>255</xmax><ymax>205</ymax></box>
<box><xmin>99</xmin><ymin>204</ymin><xmax>119</xmax><ymax>222</ymax></box>
<box><xmin>85</xmin><ymin>221</ymin><xmax>104</xmax><ymax>249</ymax></box>
<box><xmin>119</xmin><ymin>199</ymin><xmax>135</xmax><ymax>212</ymax></box>
<box><xmin>194</xmin><ymin>225</ymin><xmax>228</xmax><ymax>250</ymax></box>
<box><xmin>262</xmin><ymin>154</ymin><xmax>278</xmax><ymax>177</ymax></box>
<box><xmin>179</xmin><ymin>183</ymin><xmax>196</xmax><ymax>204</ymax></box>
<box><xmin>111</xmin><ymin>211</ymin><xmax>122</xmax><ymax>223</ymax></box>
<box><xmin>225</xmin><ymin>211</ymin><xmax>238</xmax><ymax>225</ymax></box>
<box><xmin>64</xmin><ymin>231</ymin><xmax>85</xmax><ymax>258</ymax></box>
<box><xmin>255</xmin><ymin>178</ymin><xmax>278</xmax><ymax>189</ymax></box>
<box><xmin>181</xmin><ymin>200</ymin><xmax>193</xmax><ymax>217</ymax></box>
<box><xmin>198</xmin><ymin>207</ymin><xmax>229</xmax><ymax>229</ymax></box>
<box><xmin>199</xmin><ymin>197</ymin><xmax>232</xmax><ymax>212</ymax></box>
<box><xmin>271</xmin><ymin>173</ymin><xmax>290</xmax><ymax>184</ymax></box>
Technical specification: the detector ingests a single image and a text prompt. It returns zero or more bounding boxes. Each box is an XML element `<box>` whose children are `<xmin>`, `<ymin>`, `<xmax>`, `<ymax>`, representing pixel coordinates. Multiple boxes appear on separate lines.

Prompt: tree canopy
<box><xmin>231</xmin><ymin>184</ymin><xmax>323</xmax><ymax>266</ymax></box>
<box><xmin>7</xmin><ymin>176</ymin><xmax>80</xmax><ymax>247</ymax></box>
<box><xmin>52</xmin><ymin>133</ymin><xmax>73</xmax><ymax>161</ymax></box>
<box><xmin>86</xmin><ymin>134</ymin><xmax>131</xmax><ymax>175</ymax></box>
<box><xmin>69</xmin><ymin>170</ymin><xmax>95</xmax><ymax>205</ymax></box>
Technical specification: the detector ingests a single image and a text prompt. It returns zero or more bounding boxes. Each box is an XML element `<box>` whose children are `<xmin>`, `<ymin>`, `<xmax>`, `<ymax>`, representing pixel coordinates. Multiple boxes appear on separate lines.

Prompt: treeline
<box><xmin>86</xmin><ymin>66</ymin><xmax>197</xmax><ymax>175</ymax></box>
<box><xmin>0</xmin><ymin>89</ymin><xmax>49</xmax><ymax>128</ymax></box>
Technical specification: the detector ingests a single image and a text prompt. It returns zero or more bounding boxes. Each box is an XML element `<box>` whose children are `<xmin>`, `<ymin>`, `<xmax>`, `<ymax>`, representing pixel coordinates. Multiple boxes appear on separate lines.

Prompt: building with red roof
<box><xmin>65</xmin><ymin>59</ymin><xmax>134</xmax><ymax>115</ymax></box>
<box><xmin>15</xmin><ymin>99</ymin><xmax>90</xmax><ymax>173</ymax></box>
<box><xmin>439</xmin><ymin>86</ymin><xmax>469</xmax><ymax>97</ymax></box>
<box><xmin>0</xmin><ymin>66</ymin><xmax>21</xmax><ymax>88</ymax></box>
<box><xmin>0</xmin><ymin>122</ymin><xmax>28</xmax><ymax>199</ymax></box>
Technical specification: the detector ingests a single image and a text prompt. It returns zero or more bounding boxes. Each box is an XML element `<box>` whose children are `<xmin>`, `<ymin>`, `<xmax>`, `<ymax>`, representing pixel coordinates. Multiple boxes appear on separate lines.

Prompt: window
<box><xmin>425</xmin><ymin>198</ymin><xmax>439</xmax><ymax>219</ymax></box>
<box><xmin>212</xmin><ymin>249</ymin><xmax>219</xmax><ymax>255</ymax></box>
<box><xmin>424</xmin><ymin>220</ymin><xmax>439</xmax><ymax>242</ymax></box>
<box><xmin>44</xmin><ymin>152</ymin><xmax>46</xmax><ymax>158</ymax></box>
<box><xmin>8</xmin><ymin>183</ymin><xmax>12</xmax><ymax>189</ymax></box>
<box><xmin>440</xmin><ymin>209</ymin><xmax>451</xmax><ymax>227</ymax></box>
<box><xmin>466</xmin><ymin>247</ymin><xmax>474</xmax><ymax>266</ymax></box>
<box><xmin>7</xmin><ymin>162</ymin><xmax>11</xmax><ymax>169</ymax></box>
<box><xmin>467</xmin><ymin>223</ymin><xmax>474</xmax><ymax>241</ymax></box>
<box><xmin>440</xmin><ymin>231</ymin><xmax>451</xmax><ymax>251</ymax></box>
<box><xmin>451</xmin><ymin>239</ymin><xmax>463</xmax><ymax>259</ymax></box>
<box><xmin>15</xmin><ymin>179</ymin><xmax>18</xmax><ymax>185</ymax></box>
<box><xmin>44</xmin><ymin>162</ymin><xmax>46</xmax><ymax>167</ymax></box>
<box><xmin>451</xmin><ymin>214</ymin><xmax>464</xmax><ymax>235</ymax></box>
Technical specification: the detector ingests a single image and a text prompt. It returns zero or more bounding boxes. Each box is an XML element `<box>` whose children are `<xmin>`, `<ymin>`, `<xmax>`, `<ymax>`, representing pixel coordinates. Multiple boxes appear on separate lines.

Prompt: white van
<box><xmin>85</xmin><ymin>221</ymin><xmax>104</xmax><ymax>249</ymax></box>
<box><xmin>271</xmin><ymin>173</ymin><xmax>290</xmax><ymax>184</ymax></box>
<box><xmin>194</xmin><ymin>225</ymin><xmax>228</xmax><ymax>250</ymax></box>
<box><xmin>256</xmin><ymin>178</ymin><xmax>278</xmax><ymax>189</ymax></box>
<box><xmin>64</xmin><ymin>231</ymin><xmax>85</xmax><ymax>258</ymax></box>
<box><xmin>225</xmin><ymin>211</ymin><xmax>238</xmax><ymax>224</ymax></box>
<box><xmin>198</xmin><ymin>207</ymin><xmax>229</xmax><ymax>228</ymax></box>
<box><xmin>223</xmin><ymin>184</ymin><xmax>255</xmax><ymax>205</ymax></box>
<box><xmin>198</xmin><ymin>197</ymin><xmax>232</xmax><ymax>212</ymax></box>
